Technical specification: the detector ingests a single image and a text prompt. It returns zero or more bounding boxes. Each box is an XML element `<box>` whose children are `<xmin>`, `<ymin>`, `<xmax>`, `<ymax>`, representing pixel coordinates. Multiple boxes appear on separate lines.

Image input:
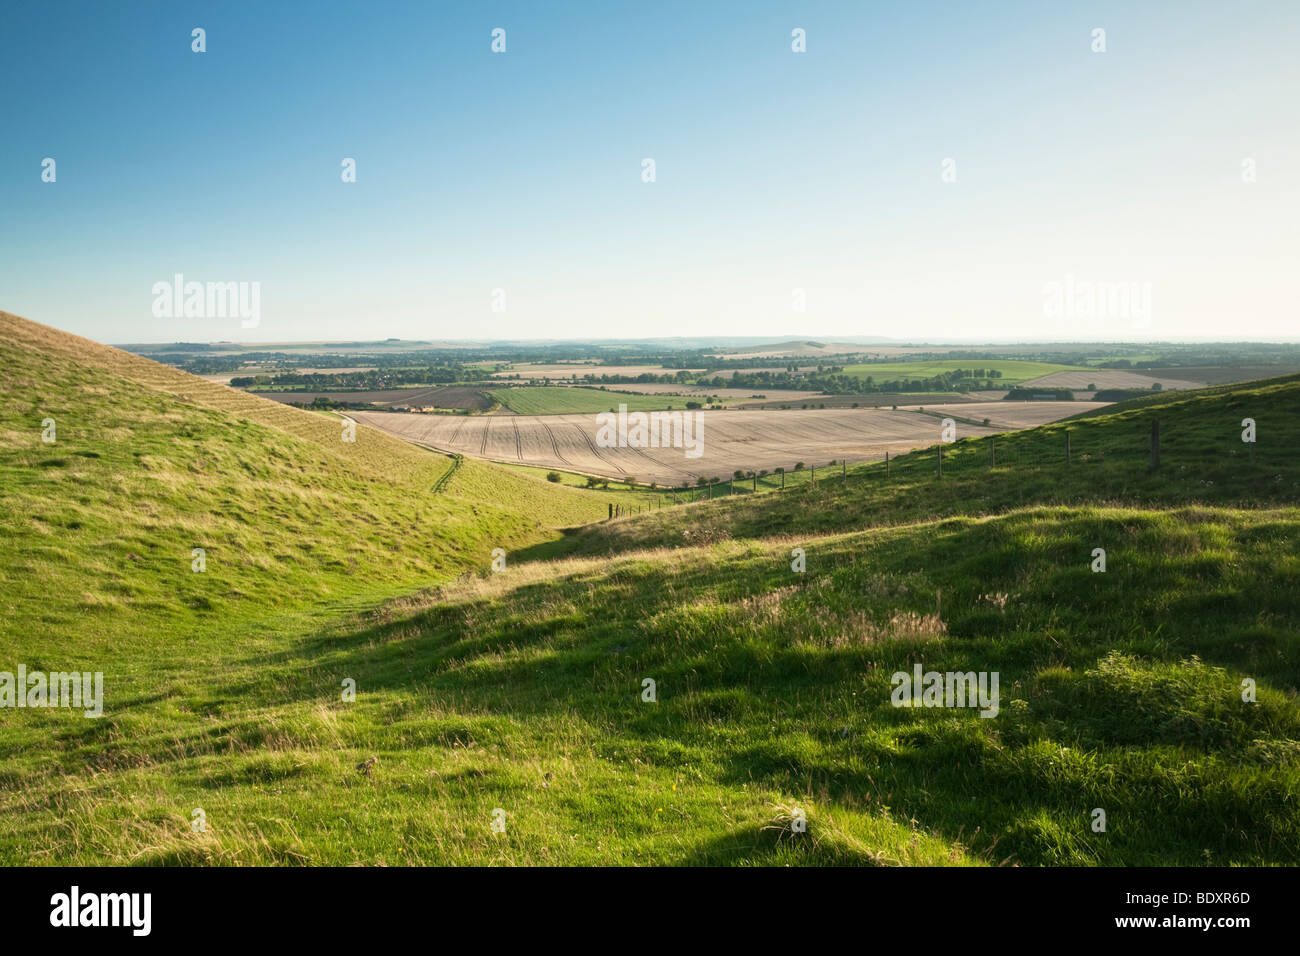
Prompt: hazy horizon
<box><xmin>107</xmin><ymin>333</ymin><xmax>1300</xmax><ymax>348</ymax></box>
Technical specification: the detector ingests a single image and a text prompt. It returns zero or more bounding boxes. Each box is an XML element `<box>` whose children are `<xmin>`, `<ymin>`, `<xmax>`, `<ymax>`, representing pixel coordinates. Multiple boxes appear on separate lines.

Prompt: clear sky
<box><xmin>2</xmin><ymin>0</ymin><xmax>1297</xmax><ymax>343</ymax></box>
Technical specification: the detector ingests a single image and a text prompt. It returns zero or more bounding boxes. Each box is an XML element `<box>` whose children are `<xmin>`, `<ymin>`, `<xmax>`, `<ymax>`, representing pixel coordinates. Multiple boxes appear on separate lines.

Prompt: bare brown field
<box><xmin>351</xmin><ymin>401</ymin><xmax>1107</xmax><ymax>486</ymax></box>
<box><xmin>1143</xmin><ymin>365</ymin><xmax>1300</xmax><ymax>385</ymax></box>
<box><xmin>1020</xmin><ymin>369</ymin><xmax>1205</xmax><ymax>391</ymax></box>
<box><xmin>256</xmin><ymin>385</ymin><xmax>490</xmax><ymax>410</ymax></box>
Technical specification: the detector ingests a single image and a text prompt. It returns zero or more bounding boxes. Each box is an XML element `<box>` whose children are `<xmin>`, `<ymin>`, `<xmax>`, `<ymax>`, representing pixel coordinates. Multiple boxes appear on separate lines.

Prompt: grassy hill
<box><xmin>2</xmin><ymin>317</ymin><xmax>1297</xmax><ymax>866</ymax></box>
<box><xmin>0</xmin><ymin>309</ymin><xmax>654</xmax><ymax>670</ymax></box>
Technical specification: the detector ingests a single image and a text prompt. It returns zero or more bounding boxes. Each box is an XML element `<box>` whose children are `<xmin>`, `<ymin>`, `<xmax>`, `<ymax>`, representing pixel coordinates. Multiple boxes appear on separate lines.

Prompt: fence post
<box><xmin>1150</xmin><ymin>419</ymin><xmax>1160</xmax><ymax>470</ymax></box>
<box><xmin>781</xmin><ymin>470</ymin><xmax>785</xmax><ymax>490</ymax></box>
<box><xmin>753</xmin><ymin>474</ymin><xmax>757</xmax><ymax>492</ymax></box>
<box><xmin>811</xmin><ymin>465</ymin><xmax>815</xmax><ymax>487</ymax></box>
<box><xmin>937</xmin><ymin>444</ymin><xmax>943</xmax><ymax>478</ymax></box>
<box><xmin>608</xmin><ymin>502</ymin><xmax>613</xmax><ymax>520</ymax></box>
<box><xmin>1065</xmin><ymin>431</ymin><xmax>1071</xmax><ymax>465</ymax></box>
<box><xmin>842</xmin><ymin>460</ymin><xmax>846</xmax><ymax>480</ymax></box>
<box><xmin>885</xmin><ymin>452</ymin><xmax>889</xmax><ymax>477</ymax></box>
<box><xmin>990</xmin><ymin>436</ymin><xmax>995</xmax><ymax>467</ymax></box>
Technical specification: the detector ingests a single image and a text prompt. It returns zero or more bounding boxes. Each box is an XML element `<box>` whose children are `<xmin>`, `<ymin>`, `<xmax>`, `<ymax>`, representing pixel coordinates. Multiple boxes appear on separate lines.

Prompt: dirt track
<box><xmin>351</xmin><ymin>401</ymin><xmax>1107</xmax><ymax>486</ymax></box>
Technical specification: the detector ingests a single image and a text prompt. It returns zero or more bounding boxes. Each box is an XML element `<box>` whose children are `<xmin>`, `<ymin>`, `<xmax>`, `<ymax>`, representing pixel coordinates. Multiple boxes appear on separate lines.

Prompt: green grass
<box><xmin>3</xmin><ymin>314</ymin><xmax>1299</xmax><ymax>866</ymax></box>
<box><xmin>4</xmin><ymin>505</ymin><xmax>1295</xmax><ymax>864</ymax></box>
<box><xmin>839</xmin><ymin>359</ymin><xmax>1087</xmax><ymax>385</ymax></box>
<box><xmin>489</xmin><ymin>386</ymin><xmax>710</xmax><ymax>416</ymax></box>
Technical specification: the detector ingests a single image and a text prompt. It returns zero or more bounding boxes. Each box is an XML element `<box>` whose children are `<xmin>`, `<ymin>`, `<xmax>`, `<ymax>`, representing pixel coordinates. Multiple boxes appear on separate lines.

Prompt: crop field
<box><xmin>839</xmin><ymin>359</ymin><xmax>1088</xmax><ymax>384</ymax></box>
<box><xmin>488</xmin><ymin>386</ymin><xmax>690</xmax><ymax>416</ymax></box>
<box><xmin>351</xmin><ymin>402</ymin><xmax>1107</xmax><ymax>485</ymax></box>
<box><xmin>1143</xmin><ymin>365</ymin><xmax>1300</xmax><ymax>385</ymax></box>
<box><xmin>1019</xmin><ymin>370</ymin><xmax>1206</xmax><ymax>391</ymax></box>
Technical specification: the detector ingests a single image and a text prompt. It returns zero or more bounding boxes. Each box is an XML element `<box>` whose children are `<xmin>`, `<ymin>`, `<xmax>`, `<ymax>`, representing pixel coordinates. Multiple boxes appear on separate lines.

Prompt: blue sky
<box><xmin>2</xmin><ymin>0</ymin><xmax>1297</xmax><ymax>343</ymax></box>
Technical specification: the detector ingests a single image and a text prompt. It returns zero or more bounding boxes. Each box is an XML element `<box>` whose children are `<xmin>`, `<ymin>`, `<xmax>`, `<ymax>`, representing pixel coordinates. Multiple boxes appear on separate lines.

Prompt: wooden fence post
<box><xmin>781</xmin><ymin>470</ymin><xmax>785</xmax><ymax>490</ymax></box>
<box><xmin>885</xmin><ymin>452</ymin><xmax>889</xmax><ymax>477</ymax></box>
<box><xmin>937</xmin><ymin>444</ymin><xmax>943</xmax><ymax>478</ymax></box>
<box><xmin>990</xmin><ymin>436</ymin><xmax>995</xmax><ymax>467</ymax></box>
<box><xmin>1150</xmin><ymin>419</ymin><xmax>1160</xmax><ymax>470</ymax></box>
<box><xmin>842</xmin><ymin>460</ymin><xmax>846</xmax><ymax>480</ymax></box>
<box><xmin>608</xmin><ymin>502</ymin><xmax>613</xmax><ymax>520</ymax></box>
<box><xmin>1065</xmin><ymin>431</ymin><xmax>1071</xmax><ymax>464</ymax></box>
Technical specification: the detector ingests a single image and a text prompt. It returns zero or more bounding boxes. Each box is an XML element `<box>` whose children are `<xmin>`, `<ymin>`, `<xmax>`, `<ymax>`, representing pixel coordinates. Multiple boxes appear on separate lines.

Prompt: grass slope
<box><xmin>0</xmin><ymin>311</ymin><xmax>653</xmax><ymax>684</ymax></box>
<box><xmin>4</xmin><ymin>505</ymin><xmax>1294</xmax><ymax>864</ymax></box>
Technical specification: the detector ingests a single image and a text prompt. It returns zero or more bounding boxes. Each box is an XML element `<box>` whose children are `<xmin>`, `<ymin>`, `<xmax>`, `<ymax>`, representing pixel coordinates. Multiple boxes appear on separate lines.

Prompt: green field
<box><xmin>839</xmin><ymin>359</ymin><xmax>1087</xmax><ymax>386</ymax></box>
<box><xmin>489</xmin><ymin>386</ymin><xmax>710</xmax><ymax>416</ymax></box>
<box><xmin>3</xmin><ymin>311</ymin><xmax>1299</xmax><ymax>866</ymax></box>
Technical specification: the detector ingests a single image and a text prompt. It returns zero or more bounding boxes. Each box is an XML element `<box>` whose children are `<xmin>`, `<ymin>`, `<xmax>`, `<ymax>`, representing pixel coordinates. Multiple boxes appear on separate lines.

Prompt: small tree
<box><xmin>794</xmin><ymin>462</ymin><xmax>805</xmax><ymax>471</ymax></box>
<box><xmin>547</xmin><ymin>471</ymin><xmax>561</xmax><ymax>483</ymax></box>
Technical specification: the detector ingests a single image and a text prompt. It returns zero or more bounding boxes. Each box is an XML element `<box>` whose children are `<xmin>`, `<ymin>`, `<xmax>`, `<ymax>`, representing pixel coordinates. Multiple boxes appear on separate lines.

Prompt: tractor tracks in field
<box><xmin>448</xmin><ymin>414</ymin><xmax>472</xmax><ymax>444</ymax></box>
<box><xmin>539</xmin><ymin>421</ymin><xmax>573</xmax><ymax>466</ymax></box>
<box><xmin>569</xmin><ymin>421</ymin><xmax>628</xmax><ymax>475</ymax></box>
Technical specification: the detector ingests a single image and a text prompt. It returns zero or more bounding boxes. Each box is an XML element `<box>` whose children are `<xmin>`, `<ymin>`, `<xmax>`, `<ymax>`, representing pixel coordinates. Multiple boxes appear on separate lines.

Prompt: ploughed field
<box><xmin>351</xmin><ymin>401</ymin><xmax>1107</xmax><ymax>485</ymax></box>
<box><xmin>257</xmin><ymin>385</ymin><xmax>492</xmax><ymax>410</ymax></box>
